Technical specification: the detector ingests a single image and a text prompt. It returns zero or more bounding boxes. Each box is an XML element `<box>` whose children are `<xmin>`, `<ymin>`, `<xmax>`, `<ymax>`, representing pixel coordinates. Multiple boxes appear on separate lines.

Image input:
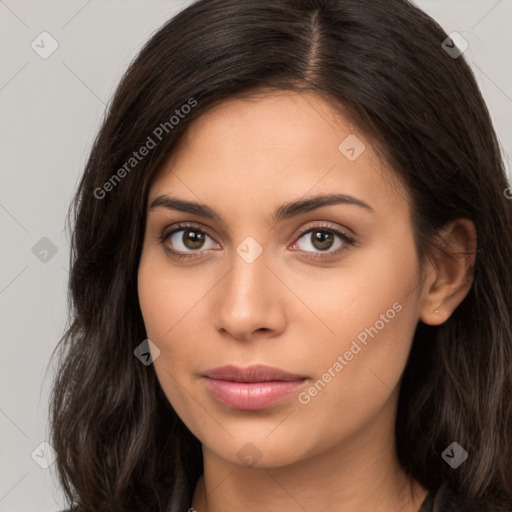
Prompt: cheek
<box><xmin>316</xmin><ymin>227</ymin><xmax>420</xmax><ymax>340</ymax></box>
<box><xmin>137</xmin><ymin>251</ymin><xmax>199</xmax><ymax>415</ymax></box>
<box><xmin>301</xmin><ymin>233</ymin><xmax>421</xmax><ymax>409</ymax></box>
<box><xmin>138</xmin><ymin>256</ymin><xmax>169</xmax><ymax>340</ymax></box>
<box><xmin>138</xmin><ymin>245</ymin><xmax>204</xmax><ymax>341</ymax></box>
<box><xmin>137</xmin><ymin>246</ymin><xmax>211</xmax><ymax>383</ymax></box>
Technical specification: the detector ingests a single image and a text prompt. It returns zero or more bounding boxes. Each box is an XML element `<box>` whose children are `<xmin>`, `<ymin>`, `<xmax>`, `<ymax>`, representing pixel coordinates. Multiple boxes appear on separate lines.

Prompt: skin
<box><xmin>137</xmin><ymin>91</ymin><xmax>476</xmax><ymax>512</ymax></box>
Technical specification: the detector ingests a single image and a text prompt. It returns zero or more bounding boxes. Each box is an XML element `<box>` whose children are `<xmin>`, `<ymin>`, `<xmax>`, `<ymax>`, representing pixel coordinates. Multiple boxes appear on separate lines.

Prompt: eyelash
<box><xmin>158</xmin><ymin>222</ymin><xmax>357</xmax><ymax>261</ymax></box>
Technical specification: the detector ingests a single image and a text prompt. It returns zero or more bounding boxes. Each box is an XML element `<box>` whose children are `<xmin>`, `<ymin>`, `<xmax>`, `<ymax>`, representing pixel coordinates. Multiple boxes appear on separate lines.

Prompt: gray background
<box><xmin>1</xmin><ymin>1</ymin><xmax>511</xmax><ymax>510</ymax></box>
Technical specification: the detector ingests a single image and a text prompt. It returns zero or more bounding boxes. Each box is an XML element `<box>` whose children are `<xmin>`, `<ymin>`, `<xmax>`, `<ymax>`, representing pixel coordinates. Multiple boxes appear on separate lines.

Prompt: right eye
<box><xmin>160</xmin><ymin>223</ymin><xmax>220</xmax><ymax>259</ymax></box>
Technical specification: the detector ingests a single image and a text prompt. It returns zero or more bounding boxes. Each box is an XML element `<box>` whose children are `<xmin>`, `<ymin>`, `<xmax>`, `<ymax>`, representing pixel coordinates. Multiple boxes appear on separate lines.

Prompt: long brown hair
<box><xmin>50</xmin><ymin>0</ymin><xmax>512</xmax><ymax>510</ymax></box>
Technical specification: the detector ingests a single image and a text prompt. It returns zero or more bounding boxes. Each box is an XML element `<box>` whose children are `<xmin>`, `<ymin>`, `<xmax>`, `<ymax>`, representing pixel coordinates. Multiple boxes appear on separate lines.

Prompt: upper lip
<box><xmin>202</xmin><ymin>364</ymin><xmax>307</xmax><ymax>382</ymax></box>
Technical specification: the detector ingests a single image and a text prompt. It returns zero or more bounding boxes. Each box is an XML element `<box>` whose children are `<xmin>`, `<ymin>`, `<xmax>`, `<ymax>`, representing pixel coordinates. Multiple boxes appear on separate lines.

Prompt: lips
<box><xmin>202</xmin><ymin>364</ymin><xmax>306</xmax><ymax>382</ymax></box>
<box><xmin>202</xmin><ymin>364</ymin><xmax>308</xmax><ymax>410</ymax></box>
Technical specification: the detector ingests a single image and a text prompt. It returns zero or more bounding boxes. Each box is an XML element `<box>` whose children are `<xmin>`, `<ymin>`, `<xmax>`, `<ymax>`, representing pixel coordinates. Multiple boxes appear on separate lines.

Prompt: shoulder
<box><xmin>421</xmin><ymin>483</ymin><xmax>509</xmax><ymax>512</ymax></box>
<box><xmin>418</xmin><ymin>485</ymin><xmax>461</xmax><ymax>512</ymax></box>
<box><xmin>419</xmin><ymin>483</ymin><xmax>466</xmax><ymax>512</ymax></box>
<box><xmin>430</xmin><ymin>483</ymin><xmax>465</xmax><ymax>511</ymax></box>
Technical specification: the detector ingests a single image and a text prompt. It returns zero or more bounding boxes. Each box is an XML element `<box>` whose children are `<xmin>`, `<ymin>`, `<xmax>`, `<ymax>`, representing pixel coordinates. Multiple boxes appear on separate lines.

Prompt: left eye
<box><xmin>292</xmin><ymin>227</ymin><xmax>353</xmax><ymax>254</ymax></box>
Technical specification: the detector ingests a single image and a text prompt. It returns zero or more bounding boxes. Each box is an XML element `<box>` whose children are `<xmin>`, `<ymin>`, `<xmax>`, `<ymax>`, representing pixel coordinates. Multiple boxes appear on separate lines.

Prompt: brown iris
<box><xmin>310</xmin><ymin>230</ymin><xmax>334</xmax><ymax>251</ymax></box>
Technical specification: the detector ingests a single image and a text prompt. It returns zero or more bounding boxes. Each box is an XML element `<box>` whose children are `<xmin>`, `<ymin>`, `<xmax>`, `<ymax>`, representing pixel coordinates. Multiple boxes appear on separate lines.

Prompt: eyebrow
<box><xmin>149</xmin><ymin>192</ymin><xmax>375</xmax><ymax>223</ymax></box>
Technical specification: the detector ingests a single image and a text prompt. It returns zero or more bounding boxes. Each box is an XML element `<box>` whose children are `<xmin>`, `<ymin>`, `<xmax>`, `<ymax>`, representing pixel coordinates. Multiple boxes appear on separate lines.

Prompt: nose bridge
<box><xmin>225</xmin><ymin>244</ymin><xmax>270</xmax><ymax>307</ymax></box>
<box><xmin>214</xmin><ymin>240</ymin><xmax>284</xmax><ymax>337</ymax></box>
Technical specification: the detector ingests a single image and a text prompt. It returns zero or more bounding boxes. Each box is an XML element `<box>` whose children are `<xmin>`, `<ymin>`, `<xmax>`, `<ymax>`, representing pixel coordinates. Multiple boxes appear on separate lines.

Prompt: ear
<box><xmin>419</xmin><ymin>218</ymin><xmax>477</xmax><ymax>326</ymax></box>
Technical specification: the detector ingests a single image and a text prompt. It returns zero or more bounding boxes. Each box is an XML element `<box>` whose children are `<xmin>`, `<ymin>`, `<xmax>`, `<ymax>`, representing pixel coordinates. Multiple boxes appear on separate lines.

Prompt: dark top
<box><xmin>58</xmin><ymin>483</ymin><xmax>465</xmax><ymax>511</ymax></box>
<box><xmin>418</xmin><ymin>483</ymin><xmax>464</xmax><ymax>512</ymax></box>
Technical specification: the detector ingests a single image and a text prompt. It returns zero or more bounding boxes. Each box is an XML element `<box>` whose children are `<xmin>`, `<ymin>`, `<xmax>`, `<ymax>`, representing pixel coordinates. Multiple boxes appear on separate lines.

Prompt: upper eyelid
<box><xmin>162</xmin><ymin>222</ymin><xmax>216</xmax><ymax>241</ymax></box>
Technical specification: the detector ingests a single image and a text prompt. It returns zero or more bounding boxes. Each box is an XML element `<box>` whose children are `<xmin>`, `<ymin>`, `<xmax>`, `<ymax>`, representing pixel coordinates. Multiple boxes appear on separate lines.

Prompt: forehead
<box><xmin>149</xmin><ymin>91</ymin><xmax>408</xmax><ymax>219</ymax></box>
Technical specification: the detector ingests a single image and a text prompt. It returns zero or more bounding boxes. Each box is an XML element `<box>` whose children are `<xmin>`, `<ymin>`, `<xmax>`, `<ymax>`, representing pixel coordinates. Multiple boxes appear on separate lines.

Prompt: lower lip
<box><xmin>203</xmin><ymin>378</ymin><xmax>306</xmax><ymax>410</ymax></box>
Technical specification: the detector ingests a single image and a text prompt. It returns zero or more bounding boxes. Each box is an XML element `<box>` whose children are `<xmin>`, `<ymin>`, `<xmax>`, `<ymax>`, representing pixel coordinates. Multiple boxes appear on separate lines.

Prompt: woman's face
<box><xmin>138</xmin><ymin>91</ymin><xmax>432</xmax><ymax>468</ymax></box>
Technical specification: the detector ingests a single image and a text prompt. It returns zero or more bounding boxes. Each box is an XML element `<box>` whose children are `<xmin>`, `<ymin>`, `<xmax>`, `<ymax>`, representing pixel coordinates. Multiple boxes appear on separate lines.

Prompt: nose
<box><xmin>213</xmin><ymin>249</ymin><xmax>287</xmax><ymax>341</ymax></box>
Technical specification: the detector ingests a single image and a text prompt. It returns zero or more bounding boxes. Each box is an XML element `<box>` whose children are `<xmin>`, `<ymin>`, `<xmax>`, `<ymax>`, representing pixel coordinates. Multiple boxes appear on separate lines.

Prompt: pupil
<box><xmin>313</xmin><ymin>230</ymin><xmax>333</xmax><ymax>250</ymax></box>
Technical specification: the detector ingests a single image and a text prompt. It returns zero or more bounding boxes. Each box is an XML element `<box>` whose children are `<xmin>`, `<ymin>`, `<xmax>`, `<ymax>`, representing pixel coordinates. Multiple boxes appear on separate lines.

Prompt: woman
<box><xmin>50</xmin><ymin>0</ymin><xmax>512</xmax><ymax>511</ymax></box>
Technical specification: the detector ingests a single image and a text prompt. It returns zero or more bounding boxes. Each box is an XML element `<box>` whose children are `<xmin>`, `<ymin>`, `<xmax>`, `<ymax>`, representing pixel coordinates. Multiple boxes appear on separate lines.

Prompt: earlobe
<box><xmin>419</xmin><ymin>218</ymin><xmax>476</xmax><ymax>326</ymax></box>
